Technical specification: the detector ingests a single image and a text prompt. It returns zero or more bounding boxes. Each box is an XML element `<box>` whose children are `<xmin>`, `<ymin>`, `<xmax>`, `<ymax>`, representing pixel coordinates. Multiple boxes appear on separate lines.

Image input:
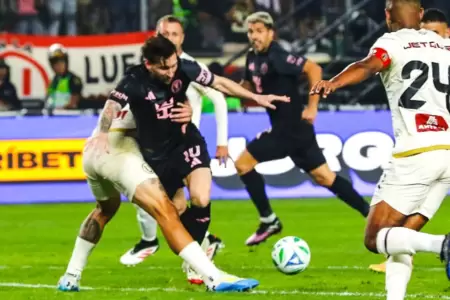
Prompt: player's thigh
<box><xmin>412</xmin><ymin>180</ymin><xmax>449</xmax><ymax>220</ymax></box>
<box><xmin>240</xmin><ymin>131</ymin><xmax>288</xmax><ymax>172</ymax></box>
<box><xmin>290</xmin><ymin>132</ymin><xmax>327</xmax><ymax>175</ymax></box>
<box><xmin>185</xmin><ymin>168</ymin><xmax>212</xmax><ymax>207</ymax></box>
<box><xmin>98</xmin><ymin>152</ymin><xmax>158</xmax><ymax>201</ymax></box>
<box><xmin>371</xmin><ymin>152</ymin><xmax>441</xmax><ymax>217</ymax></box>
<box><xmin>83</xmin><ymin>151</ymin><xmax>120</xmax><ymax>201</ymax></box>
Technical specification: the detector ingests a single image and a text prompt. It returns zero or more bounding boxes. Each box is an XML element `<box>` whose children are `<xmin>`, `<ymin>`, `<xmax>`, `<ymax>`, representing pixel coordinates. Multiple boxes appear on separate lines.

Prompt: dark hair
<box><xmin>141</xmin><ymin>35</ymin><xmax>177</xmax><ymax>64</ymax></box>
<box><xmin>386</xmin><ymin>0</ymin><xmax>421</xmax><ymax>9</ymax></box>
<box><xmin>422</xmin><ymin>8</ymin><xmax>448</xmax><ymax>24</ymax></box>
<box><xmin>156</xmin><ymin>15</ymin><xmax>184</xmax><ymax>32</ymax></box>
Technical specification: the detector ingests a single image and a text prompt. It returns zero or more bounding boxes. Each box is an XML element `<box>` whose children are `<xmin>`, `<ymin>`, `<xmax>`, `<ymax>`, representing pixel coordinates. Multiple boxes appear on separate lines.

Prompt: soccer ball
<box><xmin>271</xmin><ymin>236</ymin><xmax>311</xmax><ymax>274</ymax></box>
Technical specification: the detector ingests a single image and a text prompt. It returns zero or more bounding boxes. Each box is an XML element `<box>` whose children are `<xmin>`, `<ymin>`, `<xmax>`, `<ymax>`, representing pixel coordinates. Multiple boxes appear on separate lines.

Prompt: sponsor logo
<box><xmin>110</xmin><ymin>89</ymin><xmax>128</xmax><ymax>101</ymax></box>
<box><xmin>0</xmin><ymin>139</ymin><xmax>85</xmax><ymax>182</ymax></box>
<box><xmin>145</xmin><ymin>91</ymin><xmax>156</xmax><ymax>101</ymax></box>
<box><xmin>196</xmin><ymin>69</ymin><xmax>212</xmax><ymax>85</ymax></box>
<box><xmin>416</xmin><ymin>113</ymin><xmax>449</xmax><ymax>132</ymax></box>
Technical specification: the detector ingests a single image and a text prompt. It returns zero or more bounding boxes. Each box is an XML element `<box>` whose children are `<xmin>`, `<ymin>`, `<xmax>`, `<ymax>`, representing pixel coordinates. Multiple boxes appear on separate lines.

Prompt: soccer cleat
<box><xmin>245</xmin><ymin>218</ymin><xmax>283</xmax><ymax>246</ymax></box>
<box><xmin>440</xmin><ymin>233</ymin><xmax>450</xmax><ymax>279</ymax></box>
<box><xmin>369</xmin><ymin>261</ymin><xmax>386</xmax><ymax>273</ymax></box>
<box><xmin>182</xmin><ymin>263</ymin><xmax>204</xmax><ymax>285</ymax></box>
<box><xmin>207</xmin><ymin>272</ymin><xmax>259</xmax><ymax>292</ymax></box>
<box><xmin>202</xmin><ymin>233</ymin><xmax>225</xmax><ymax>261</ymax></box>
<box><xmin>120</xmin><ymin>238</ymin><xmax>159</xmax><ymax>266</ymax></box>
<box><xmin>57</xmin><ymin>273</ymin><xmax>80</xmax><ymax>292</ymax></box>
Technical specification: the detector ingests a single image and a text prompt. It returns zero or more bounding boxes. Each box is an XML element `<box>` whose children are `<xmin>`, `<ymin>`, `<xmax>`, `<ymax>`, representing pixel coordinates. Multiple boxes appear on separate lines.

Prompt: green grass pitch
<box><xmin>1</xmin><ymin>198</ymin><xmax>449</xmax><ymax>300</ymax></box>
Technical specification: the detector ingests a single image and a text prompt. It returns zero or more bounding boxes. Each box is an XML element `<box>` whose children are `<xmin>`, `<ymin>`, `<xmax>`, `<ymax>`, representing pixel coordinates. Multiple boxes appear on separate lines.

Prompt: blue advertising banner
<box><xmin>0</xmin><ymin>111</ymin><xmax>394</xmax><ymax>203</ymax></box>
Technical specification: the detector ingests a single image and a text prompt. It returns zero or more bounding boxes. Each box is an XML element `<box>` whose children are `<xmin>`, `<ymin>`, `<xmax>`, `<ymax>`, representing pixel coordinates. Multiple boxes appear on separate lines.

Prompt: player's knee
<box><xmin>97</xmin><ymin>197</ymin><xmax>121</xmax><ymax>221</ymax></box>
<box><xmin>174</xmin><ymin>200</ymin><xmax>187</xmax><ymax>215</ymax></box>
<box><xmin>364</xmin><ymin>231</ymin><xmax>379</xmax><ymax>253</ymax></box>
<box><xmin>235</xmin><ymin>157</ymin><xmax>254</xmax><ymax>176</ymax></box>
<box><xmin>190</xmin><ymin>193</ymin><xmax>210</xmax><ymax>207</ymax></box>
<box><xmin>310</xmin><ymin>169</ymin><xmax>335</xmax><ymax>187</ymax></box>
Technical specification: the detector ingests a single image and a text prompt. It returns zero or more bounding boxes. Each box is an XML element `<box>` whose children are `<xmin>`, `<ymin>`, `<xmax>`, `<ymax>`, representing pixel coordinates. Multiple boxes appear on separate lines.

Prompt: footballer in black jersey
<box><xmin>235</xmin><ymin>12</ymin><xmax>370</xmax><ymax>247</ymax></box>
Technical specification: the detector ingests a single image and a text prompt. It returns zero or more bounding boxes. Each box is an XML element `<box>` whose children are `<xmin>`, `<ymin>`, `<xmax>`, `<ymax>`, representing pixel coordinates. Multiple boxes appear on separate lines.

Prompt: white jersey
<box><xmin>102</xmin><ymin>53</ymin><xmax>228</xmax><ymax>147</ymax></box>
<box><xmin>371</xmin><ymin>29</ymin><xmax>450</xmax><ymax>157</ymax></box>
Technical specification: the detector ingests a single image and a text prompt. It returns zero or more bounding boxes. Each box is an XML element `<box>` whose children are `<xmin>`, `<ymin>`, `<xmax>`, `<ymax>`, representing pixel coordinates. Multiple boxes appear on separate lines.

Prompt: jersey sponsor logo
<box><xmin>196</xmin><ymin>69</ymin><xmax>212</xmax><ymax>85</ymax></box>
<box><xmin>0</xmin><ymin>139</ymin><xmax>85</xmax><ymax>182</ymax></box>
<box><xmin>155</xmin><ymin>97</ymin><xmax>175</xmax><ymax>119</ymax></box>
<box><xmin>415</xmin><ymin>113</ymin><xmax>449</xmax><ymax>132</ymax></box>
<box><xmin>110</xmin><ymin>89</ymin><xmax>128</xmax><ymax>101</ymax></box>
<box><xmin>145</xmin><ymin>91</ymin><xmax>156</xmax><ymax>101</ymax></box>
<box><xmin>171</xmin><ymin>79</ymin><xmax>183</xmax><ymax>93</ymax></box>
<box><xmin>260</xmin><ymin>63</ymin><xmax>268</xmax><ymax>75</ymax></box>
<box><xmin>403</xmin><ymin>41</ymin><xmax>450</xmax><ymax>51</ymax></box>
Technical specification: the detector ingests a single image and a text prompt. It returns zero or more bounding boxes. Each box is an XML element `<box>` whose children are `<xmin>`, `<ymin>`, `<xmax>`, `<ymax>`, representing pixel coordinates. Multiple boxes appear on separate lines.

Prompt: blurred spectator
<box><xmin>0</xmin><ymin>59</ymin><xmax>21</xmax><ymax>111</ymax></box>
<box><xmin>15</xmin><ymin>0</ymin><xmax>45</xmax><ymax>34</ymax></box>
<box><xmin>46</xmin><ymin>44</ymin><xmax>82</xmax><ymax>109</ymax></box>
<box><xmin>109</xmin><ymin>0</ymin><xmax>139</xmax><ymax>33</ymax></box>
<box><xmin>48</xmin><ymin>0</ymin><xmax>77</xmax><ymax>35</ymax></box>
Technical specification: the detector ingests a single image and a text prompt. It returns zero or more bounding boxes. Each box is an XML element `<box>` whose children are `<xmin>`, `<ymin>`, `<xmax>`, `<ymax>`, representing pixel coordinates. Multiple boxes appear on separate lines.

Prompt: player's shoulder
<box><xmin>180</xmin><ymin>52</ymin><xmax>195</xmax><ymax>61</ymax></box>
<box><xmin>116</xmin><ymin>64</ymin><xmax>147</xmax><ymax>92</ymax></box>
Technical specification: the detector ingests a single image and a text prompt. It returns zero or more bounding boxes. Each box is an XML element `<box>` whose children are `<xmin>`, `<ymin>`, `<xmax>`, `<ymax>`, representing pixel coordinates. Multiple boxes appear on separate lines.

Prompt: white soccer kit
<box><xmin>371</xmin><ymin>29</ymin><xmax>450</xmax><ymax>218</ymax></box>
<box><xmin>83</xmin><ymin>104</ymin><xmax>156</xmax><ymax>201</ymax></box>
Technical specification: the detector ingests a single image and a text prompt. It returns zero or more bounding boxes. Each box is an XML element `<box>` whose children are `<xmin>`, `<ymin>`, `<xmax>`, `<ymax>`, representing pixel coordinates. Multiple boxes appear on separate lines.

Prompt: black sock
<box><xmin>328</xmin><ymin>176</ymin><xmax>370</xmax><ymax>217</ymax></box>
<box><xmin>180</xmin><ymin>204</ymin><xmax>211</xmax><ymax>244</ymax></box>
<box><xmin>240</xmin><ymin>169</ymin><xmax>273</xmax><ymax>218</ymax></box>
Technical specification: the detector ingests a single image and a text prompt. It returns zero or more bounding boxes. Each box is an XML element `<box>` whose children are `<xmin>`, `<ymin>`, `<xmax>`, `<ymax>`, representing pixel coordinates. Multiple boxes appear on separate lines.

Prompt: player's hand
<box><xmin>215</xmin><ymin>145</ymin><xmax>229</xmax><ymax>166</ymax></box>
<box><xmin>310</xmin><ymin>80</ymin><xmax>338</xmax><ymax>98</ymax></box>
<box><xmin>171</xmin><ymin>102</ymin><xmax>192</xmax><ymax>123</ymax></box>
<box><xmin>302</xmin><ymin>105</ymin><xmax>318</xmax><ymax>124</ymax></box>
<box><xmin>254</xmin><ymin>94</ymin><xmax>290</xmax><ymax>110</ymax></box>
<box><xmin>84</xmin><ymin>133</ymin><xmax>109</xmax><ymax>158</ymax></box>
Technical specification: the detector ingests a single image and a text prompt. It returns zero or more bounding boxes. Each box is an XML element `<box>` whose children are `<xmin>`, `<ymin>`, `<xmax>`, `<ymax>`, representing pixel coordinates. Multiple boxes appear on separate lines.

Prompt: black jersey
<box><xmin>244</xmin><ymin>42</ymin><xmax>307</xmax><ymax>131</ymax></box>
<box><xmin>108</xmin><ymin>58</ymin><xmax>215</xmax><ymax>159</ymax></box>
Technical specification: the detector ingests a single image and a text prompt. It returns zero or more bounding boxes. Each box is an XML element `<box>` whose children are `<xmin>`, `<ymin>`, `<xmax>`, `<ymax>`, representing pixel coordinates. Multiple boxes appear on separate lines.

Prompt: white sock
<box><xmin>136</xmin><ymin>205</ymin><xmax>158</xmax><ymax>242</ymax></box>
<box><xmin>386</xmin><ymin>254</ymin><xmax>412</xmax><ymax>300</ymax></box>
<box><xmin>260</xmin><ymin>213</ymin><xmax>276</xmax><ymax>223</ymax></box>
<box><xmin>376</xmin><ymin>227</ymin><xmax>445</xmax><ymax>255</ymax></box>
<box><xmin>179</xmin><ymin>242</ymin><xmax>221</xmax><ymax>284</ymax></box>
<box><xmin>66</xmin><ymin>237</ymin><xmax>95</xmax><ymax>276</ymax></box>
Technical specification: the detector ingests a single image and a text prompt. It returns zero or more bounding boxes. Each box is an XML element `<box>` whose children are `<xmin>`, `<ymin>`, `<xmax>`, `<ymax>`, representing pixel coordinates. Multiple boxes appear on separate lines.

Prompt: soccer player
<box><xmin>57</xmin><ymin>97</ymin><xmax>258</xmax><ymax>292</ymax></box>
<box><xmin>369</xmin><ymin>6</ymin><xmax>450</xmax><ymax>275</ymax></box>
<box><xmin>119</xmin><ymin>15</ymin><xmax>228</xmax><ymax>284</ymax></box>
<box><xmin>421</xmin><ymin>8</ymin><xmax>448</xmax><ymax>38</ymax></box>
<box><xmin>311</xmin><ymin>1</ymin><xmax>450</xmax><ymax>299</ymax></box>
<box><xmin>236</xmin><ymin>11</ymin><xmax>370</xmax><ymax>247</ymax></box>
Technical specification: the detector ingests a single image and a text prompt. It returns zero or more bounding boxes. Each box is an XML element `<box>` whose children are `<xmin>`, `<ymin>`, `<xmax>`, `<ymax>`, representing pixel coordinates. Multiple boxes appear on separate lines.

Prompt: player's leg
<box><xmin>235</xmin><ymin>130</ymin><xmax>286</xmax><ymax>246</ymax></box>
<box><xmin>369</xmin><ymin>180</ymin><xmax>448</xmax><ymax>273</ymax></box>
<box><xmin>365</xmin><ymin>152</ymin><xmax>450</xmax><ymax>299</ymax></box>
<box><xmin>58</xmin><ymin>176</ymin><xmax>121</xmax><ymax>291</ymax></box>
<box><xmin>132</xmin><ymin>178</ymin><xmax>259</xmax><ymax>291</ymax></box>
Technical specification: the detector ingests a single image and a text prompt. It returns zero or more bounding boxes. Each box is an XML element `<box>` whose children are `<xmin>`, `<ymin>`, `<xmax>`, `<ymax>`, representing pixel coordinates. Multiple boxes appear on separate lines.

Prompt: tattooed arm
<box><xmin>98</xmin><ymin>100</ymin><xmax>122</xmax><ymax>133</ymax></box>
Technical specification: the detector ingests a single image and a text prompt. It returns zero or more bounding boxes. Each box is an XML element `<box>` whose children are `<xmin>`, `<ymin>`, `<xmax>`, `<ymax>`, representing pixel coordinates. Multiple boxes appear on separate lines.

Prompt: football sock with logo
<box><xmin>136</xmin><ymin>205</ymin><xmax>158</xmax><ymax>242</ymax></box>
<box><xmin>180</xmin><ymin>204</ymin><xmax>211</xmax><ymax>245</ymax></box>
<box><xmin>385</xmin><ymin>254</ymin><xmax>412</xmax><ymax>300</ymax></box>
<box><xmin>328</xmin><ymin>176</ymin><xmax>370</xmax><ymax>217</ymax></box>
<box><xmin>240</xmin><ymin>169</ymin><xmax>274</xmax><ymax>218</ymax></box>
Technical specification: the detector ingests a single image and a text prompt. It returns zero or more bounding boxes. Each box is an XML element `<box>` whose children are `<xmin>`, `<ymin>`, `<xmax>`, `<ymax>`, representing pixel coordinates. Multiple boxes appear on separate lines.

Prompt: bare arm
<box><xmin>240</xmin><ymin>80</ymin><xmax>253</xmax><ymax>92</ymax></box>
<box><xmin>98</xmin><ymin>100</ymin><xmax>122</xmax><ymax>133</ymax></box>
<box><xmin>310</xmin><ymin>55</ymin><xmax>386</xmax><ymax>98</ymax></box>
<box><xmin>212</xmin><ymin>75</ymin><xmax>258</xmax><ymax>102</ymax></box>
<box><xmin>303</xmin><ymin>60</ymin><xmax>322</xmax><ymax>108</ymax></box>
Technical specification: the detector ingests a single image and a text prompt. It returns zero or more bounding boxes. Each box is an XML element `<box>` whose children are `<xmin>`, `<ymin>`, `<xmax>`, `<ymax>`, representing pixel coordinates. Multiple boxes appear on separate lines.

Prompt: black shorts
<box><xmin>145</xmin><ymin>134</ymin><xmax>211</xmax><ymax>199</ymax></box>
<box><xmin>247</xmin><ymin>122</ymin><xmax>326</xmax><ymax>173</ymax></box>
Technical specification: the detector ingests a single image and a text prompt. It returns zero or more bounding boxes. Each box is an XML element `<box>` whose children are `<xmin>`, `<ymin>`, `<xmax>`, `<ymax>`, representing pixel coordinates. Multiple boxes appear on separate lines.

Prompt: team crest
<box><xmin>260</xmin><ymin>63</ymin><xmax>268</xmax><ymax>74</ymax></box>
<box><xmin>171</xmin><ymin>79</ymin><xmax>183</xmax><ymax>93</ymax></box>
<box><xmin>249</xmin><ymin>62</ymin><xmax>255</xmax><ymax>71</ymax></box>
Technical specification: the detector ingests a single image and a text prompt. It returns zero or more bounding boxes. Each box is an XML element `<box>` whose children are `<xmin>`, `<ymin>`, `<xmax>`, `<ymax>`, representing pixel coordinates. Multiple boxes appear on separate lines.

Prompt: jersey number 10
<box><xmin>400</xmin><ymin>60</ymin><xmax>450</xmax><ymax>111</ymax></box>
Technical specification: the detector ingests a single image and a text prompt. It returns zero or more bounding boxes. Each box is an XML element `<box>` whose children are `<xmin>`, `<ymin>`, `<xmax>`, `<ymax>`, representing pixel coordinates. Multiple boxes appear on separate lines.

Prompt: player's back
<box><xmin>373</xmin><ymin>28</ymin><xmax>450</xmax><ymax>155</ymax></box>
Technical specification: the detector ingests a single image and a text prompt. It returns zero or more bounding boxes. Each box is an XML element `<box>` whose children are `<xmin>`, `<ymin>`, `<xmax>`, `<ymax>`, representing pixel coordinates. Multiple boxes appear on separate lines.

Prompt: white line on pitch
<box><xmin>0</xmin><ymin>282</ymin><xmax>449</xmax><ymax>299</ymax></box>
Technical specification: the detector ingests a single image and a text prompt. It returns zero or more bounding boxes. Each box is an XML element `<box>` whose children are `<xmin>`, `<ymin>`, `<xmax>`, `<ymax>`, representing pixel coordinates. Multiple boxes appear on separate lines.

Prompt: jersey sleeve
<box><xmin>181</xmin><ymin>58</ymin><xmax>215</xmax><ymax>87</ymax></box>
<box><xmin>369</xmin><ymin>34</ymin><xmax>398</xmax><ymax>68</ymax></box>
<box><xmin>69</xmin><ymin>75</ymin><xmax>83</xmax><ymax>95</ymax></box>
<box><xmin>269</xmin><ymin>47</ymin><xmax>307</xmax><ymax>76</ymax></box>
<box><xmin>108</xmin><ymin>77</ymin><xmax>139</xmax><ymax>108</ymax></box>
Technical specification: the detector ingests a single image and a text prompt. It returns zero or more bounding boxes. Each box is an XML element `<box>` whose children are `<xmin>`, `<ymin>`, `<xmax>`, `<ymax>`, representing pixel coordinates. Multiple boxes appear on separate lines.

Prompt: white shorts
<box><xmin>372</xmin><ymin>150</ymin><xmax>450</xmax><ymax>219</ymax></box>
<box><xmin>83</xmin><ymin>135</ymin><xmax>157</xmax><ymax>201</ymax></box>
